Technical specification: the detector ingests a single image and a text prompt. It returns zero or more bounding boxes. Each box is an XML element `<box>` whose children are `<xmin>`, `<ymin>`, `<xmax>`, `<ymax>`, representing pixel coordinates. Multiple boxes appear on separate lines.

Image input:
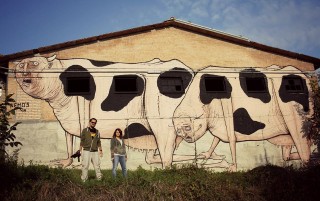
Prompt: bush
<box><xmin>0</xmin><ymin>94</ymin><xmax>22</xmax><ymax>161</ymax></box>
<box><xmin>3</xmin><ymin>163</ymin><xmax>320</xmax><ymax>201</ymax></box>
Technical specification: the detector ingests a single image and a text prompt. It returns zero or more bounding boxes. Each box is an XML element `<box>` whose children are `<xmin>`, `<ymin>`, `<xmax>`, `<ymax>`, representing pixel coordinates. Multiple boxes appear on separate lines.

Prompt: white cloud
<box><xmin>159</xmin><ymin>0</ymin><xmax>320</xmax><ymax>57</ymax></box>
<box><xmin>190</xmin><ymin>0</ymin><xmax>210</xmax><ymax>18</ymax></box>
<box><xmin>207</xmin><ymin>0</ymin><xmax>320</xmax><ymax>56</ymax></box>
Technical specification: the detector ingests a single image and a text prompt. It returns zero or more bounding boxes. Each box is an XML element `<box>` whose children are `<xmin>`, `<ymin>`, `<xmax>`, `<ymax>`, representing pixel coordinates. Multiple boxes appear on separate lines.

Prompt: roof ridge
<box><xmin>166</xmin><ymin>17</ymin><xmax>250</xmax><ymax>41</ymax></box>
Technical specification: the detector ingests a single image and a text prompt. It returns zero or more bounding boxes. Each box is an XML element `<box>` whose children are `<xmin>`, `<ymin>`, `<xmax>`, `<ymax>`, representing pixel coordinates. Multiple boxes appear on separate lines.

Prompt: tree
<box><xmin>306</xmin><ymin>79</ymin><xmax>320</xmax><ymax>150</ymax></box>
<box><xmin>0</xmin><ymin>94</ymin><xmax>22</xmax><ymax>162</ymax></box>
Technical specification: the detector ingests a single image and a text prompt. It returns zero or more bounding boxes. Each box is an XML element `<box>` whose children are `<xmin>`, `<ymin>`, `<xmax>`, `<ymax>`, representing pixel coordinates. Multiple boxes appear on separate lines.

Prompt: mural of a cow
<box><xmin>173</xmin><ymin>65</ymin><xmax>313</xmax><ymax>171</ymax></box>
<box><xmin>14</xmin><ymin>55</ymin><xmax>194</xmax><ymax>168</ymax></box>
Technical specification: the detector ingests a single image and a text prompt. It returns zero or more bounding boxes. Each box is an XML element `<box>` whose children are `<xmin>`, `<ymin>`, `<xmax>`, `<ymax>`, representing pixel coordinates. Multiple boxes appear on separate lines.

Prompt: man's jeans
<box><xmin>81</xmin><ymin>150</ymin><xmax>102</xmax><ymax>181</ymax></box>
<box><xmin>112</xmin><ymin>155</ymin><xmax>127</xmax><ymax>178</ymax></box>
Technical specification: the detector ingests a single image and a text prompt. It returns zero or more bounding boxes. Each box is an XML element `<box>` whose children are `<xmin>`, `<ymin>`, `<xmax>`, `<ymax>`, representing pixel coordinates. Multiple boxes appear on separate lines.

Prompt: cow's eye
<box><xmin>184</xmin><ymin>126</ymin><xmax>191</xmax><ymax>131</ymax></box>
<box><xmin>33</xmin><ymin>61</ymin><xmax>39</xmax><ymax>66</ymax></box>
<box><xmin>18</xmin><ymin>63</ymin><xmax>24</xmax><ymax>68</ymax></box>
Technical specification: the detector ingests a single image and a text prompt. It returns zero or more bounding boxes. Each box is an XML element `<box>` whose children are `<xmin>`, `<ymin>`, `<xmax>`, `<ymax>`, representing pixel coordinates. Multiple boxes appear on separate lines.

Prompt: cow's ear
<box><xmin>13</xmin><ymin>60</ymin><xmax>21</xmax><ymax>65</ymax></box>
<box><xmin>47</xmin><ymin>54</ymin><xmax>57</xmax><ymax>62</ymax></box>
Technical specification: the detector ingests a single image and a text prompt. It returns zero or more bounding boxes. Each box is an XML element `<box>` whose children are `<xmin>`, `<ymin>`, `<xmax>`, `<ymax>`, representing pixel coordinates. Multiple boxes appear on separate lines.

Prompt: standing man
<box><xmin>79</xmin><ymin>118</ymin><xmax>103</xmax><ymax>182</ymax></box>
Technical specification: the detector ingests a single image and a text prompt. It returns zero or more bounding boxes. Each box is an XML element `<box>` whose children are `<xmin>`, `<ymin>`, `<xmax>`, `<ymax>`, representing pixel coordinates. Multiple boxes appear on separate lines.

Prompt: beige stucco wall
<box><xmin>7</xmin><ymin>27</ymin><xmax>314</xmax><ymax>121</ymax></box>
<box><xmin>51</xmin><ymin>27</ymin><xmax>314</xmax><ymax>70</ymax></box>
<box><xmin>7</xmin><ymin>120</ymin><xmax>307</xmax><ymax>171</ymax></box>
<box><xmin>5</xmin><ymin>27</ymin><xmax>316</xmax><ymax>171</ymax></box>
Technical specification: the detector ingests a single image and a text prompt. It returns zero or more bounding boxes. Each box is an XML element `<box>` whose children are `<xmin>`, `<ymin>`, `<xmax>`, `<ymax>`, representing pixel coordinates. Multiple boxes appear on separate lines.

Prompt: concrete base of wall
<box><xmin>6</xmin><ymin>122</ymin><xmax>312</xmax><ymax>171</ymax></box>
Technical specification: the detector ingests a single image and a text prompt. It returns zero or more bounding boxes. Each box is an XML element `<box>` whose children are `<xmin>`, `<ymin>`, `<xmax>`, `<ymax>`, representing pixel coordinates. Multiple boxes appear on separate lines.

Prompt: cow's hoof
<box><xmin>51</xmin><ymin>158</ymin><xmax>73</xmax><ymax>168</ymax></box>
<box><xmin>210</xmin><ymin>152</ymin><xmax>226</xmax><ymax>160</ymax></box>
<box><xmin>198</xmin><ymin>152</ymin><xmax>211</xmax><ymax>159</ymax></box>
<box><xmin>198</xmin><ymin>152</ymin><xmax>225</xmax><ymax>160</ymax></box>
<box><xmin>145</xmin><ymin>153</ymin><xmax>161</xmax><ymax>164</ymax></box>
<box><xmin>227</xmin><ymin>163</ymin><xmax>237</xmax><ymax>172</ymax></box>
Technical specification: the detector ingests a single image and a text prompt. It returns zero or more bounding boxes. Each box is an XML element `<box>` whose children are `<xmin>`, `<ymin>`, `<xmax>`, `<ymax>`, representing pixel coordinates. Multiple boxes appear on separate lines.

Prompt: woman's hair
<box><xmin>113</xmin><ymin>128</ymin><xmax>123</xmax><ymax>139</ymax></box>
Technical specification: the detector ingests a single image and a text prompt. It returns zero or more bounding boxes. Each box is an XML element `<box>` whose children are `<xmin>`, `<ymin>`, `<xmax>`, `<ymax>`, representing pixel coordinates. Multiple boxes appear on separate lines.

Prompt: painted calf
<box><xmin>14</xmin><ymin>55</ymin><xmax>194</xmax><ymax>167</ymax></box>
<box><xmin>173</xmin><ymin>65</ymin><xmax>312</xmax><ymax>171</ymax></box>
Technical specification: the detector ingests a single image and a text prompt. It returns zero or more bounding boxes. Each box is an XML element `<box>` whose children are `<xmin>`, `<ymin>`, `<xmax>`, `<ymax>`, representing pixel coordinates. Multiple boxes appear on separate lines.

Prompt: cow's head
<box><xmin>173</xmin><ymin>107</ymin><xmax>208</xmax><ymax>143</ymax></box>
<box><xmin>173</xmin><ymin>72</ymin><xmax>232</xmax><ymax>142</ymax></box>
<box><xmin>14</xmin><ymin>55</ymin><xmax>58</xmax><ymax>99</ymax></box>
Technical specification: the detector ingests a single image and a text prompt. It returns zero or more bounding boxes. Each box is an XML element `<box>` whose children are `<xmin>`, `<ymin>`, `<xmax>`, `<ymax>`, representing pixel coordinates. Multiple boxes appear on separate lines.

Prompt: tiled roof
<box><xmin>0</xmin><ymin>18</ymin><xmax>319</xmax><ymax>67</ymax></box>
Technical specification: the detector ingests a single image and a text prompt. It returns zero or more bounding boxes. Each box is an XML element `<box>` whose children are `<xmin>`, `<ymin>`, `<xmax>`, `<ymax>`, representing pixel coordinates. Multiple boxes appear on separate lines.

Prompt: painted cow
<box><xmin>173</xmin><ymin>65</ymin><xmax>313</xmax><ymax>171</ymax></box>
<box><xmin>14</xmin><ymin>55</ymin><xmax>194</xmax><ymax>167</ymax></box>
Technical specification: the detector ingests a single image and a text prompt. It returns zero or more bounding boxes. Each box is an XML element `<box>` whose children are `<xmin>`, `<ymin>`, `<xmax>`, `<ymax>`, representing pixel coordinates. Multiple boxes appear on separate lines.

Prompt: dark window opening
<box><xmin>114</xmin><ymin>76</ymin><xmax>137</xmax><ymax>93</ymax></box>
<box><xmin>205</xmin><ymin>77</ymin><xmax>226</xmax><ymax>92</ymax></box>
<box><xmin>246</xmin><ymin>77</ymin><xmax>267</xmax><ymax>92</ymax></box>
<box><xmin>159</xmin><ymin>77</ymin><xmax>183</xmax><ymax>93</ymax></box>
<box><xmin>284</xmin><ymin>77</ymin><xmax>304</xmax><ymax>92</ymax></box>
<box><xmin>66</xmin><ymin>77</ymin><xmax>90</xmax><ymax>94</ymax></box>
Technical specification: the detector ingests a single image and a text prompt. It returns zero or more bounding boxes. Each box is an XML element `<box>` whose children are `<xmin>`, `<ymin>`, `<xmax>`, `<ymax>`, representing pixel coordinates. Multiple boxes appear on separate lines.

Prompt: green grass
<box><xmin>1</xmin><ymin>160</ymin><xmax>320</xmax><ymax>201</ymax></box>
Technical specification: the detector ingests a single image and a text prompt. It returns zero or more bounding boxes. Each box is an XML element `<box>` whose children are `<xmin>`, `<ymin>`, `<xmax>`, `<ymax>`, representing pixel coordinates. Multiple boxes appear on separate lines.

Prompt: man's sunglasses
<box><xmin>90</xmin><ymin>121</ymin><xmax>97</xmax><ymax>124</ymax></box>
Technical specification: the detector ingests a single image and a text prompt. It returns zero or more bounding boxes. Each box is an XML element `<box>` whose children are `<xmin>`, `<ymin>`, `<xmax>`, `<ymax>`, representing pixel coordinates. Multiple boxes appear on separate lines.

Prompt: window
<box><xmin>245</xmin><ymin>77</ymin><xmax>267</xmax><ymax>92</ymax></box>
<box><xmin>158</xmin><ymin>77</ymin><xmax>183</xmax><ymax>93</ymax></box>
<box><xmin>66</xmin><ymin>77</ymin><xmax>90</xmax><ymax>94</ymax></box>
<box><xmin>284</xmin><ymin>77</ymin><xmax>304</xmax><ymax>93</ymax></box>
<box><xmin>114</xmin><ymin>76</ymin><xmax>137</xmax><ymax>93</ymax></box>
<box><xmin>205</xmin><ymin>77</ymin><xmax>226</xmax><ymax>92</ymax></box>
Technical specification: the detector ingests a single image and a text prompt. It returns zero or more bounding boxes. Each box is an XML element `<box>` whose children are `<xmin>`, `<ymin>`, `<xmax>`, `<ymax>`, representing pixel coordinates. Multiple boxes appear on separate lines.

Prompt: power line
<box><xmin>0</xmin><ymin>65</ymin><xmax>317</xmax><ymax>75</ymax></box>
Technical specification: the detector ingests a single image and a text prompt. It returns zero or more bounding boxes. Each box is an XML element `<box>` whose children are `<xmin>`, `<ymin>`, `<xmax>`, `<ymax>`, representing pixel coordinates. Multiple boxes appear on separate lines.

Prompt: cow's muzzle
<box><xmin>176</xmin><ymin>122</ymin><xmax>203</xmax><ymax>143</ymax></box>
<box><xmin>176</xmin><ymin>124</ymin><xmax>192</xmax><ymax>137</ymax></box>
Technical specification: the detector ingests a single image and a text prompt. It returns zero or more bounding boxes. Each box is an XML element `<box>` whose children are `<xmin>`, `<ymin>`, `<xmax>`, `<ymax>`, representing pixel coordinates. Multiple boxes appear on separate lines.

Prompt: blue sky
<box><xmin>0</xmin><ymin>0</ymin><xmax>319</xmax><ymax>58</ymax></box>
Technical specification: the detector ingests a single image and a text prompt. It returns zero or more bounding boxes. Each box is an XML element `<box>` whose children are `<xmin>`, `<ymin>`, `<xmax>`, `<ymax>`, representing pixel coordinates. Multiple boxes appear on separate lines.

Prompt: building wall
<box><xmin>51</xmin><ymin>27</ymin><xmax>313</xmax><ymax>69</ymax></box>
<box><xmin>6</xmin><ymin>27</ymin><xmax>315</xmax><ymax>171</ymax></box>
<box><xmin>8</xmin><ymin>27</ymin><xmax>314</xmax><ymax>121</ymax></box>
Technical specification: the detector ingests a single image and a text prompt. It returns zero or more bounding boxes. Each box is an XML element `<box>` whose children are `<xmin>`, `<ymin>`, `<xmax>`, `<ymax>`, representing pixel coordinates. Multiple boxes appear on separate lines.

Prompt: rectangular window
<box><xmin>114</xmin><ymin>76</ymin><xmax>137</xmax><ymax>93</ymax></box>
<box><xmin>284</xmin><ymin>77</ymin><xmax>304</xmax><ymax>93</ymax></box>
<box><xmin>159</xmin><ymin>77</ymin><xmax>183</xmax><ymax>93</ymax></box>
<box><xmin>246</xmin><ymin>77</ymin><xmax>267</xmax><ymax>92</ymax></box>
<box><xmin>66</xmin><ymin>77</ymin><xmax>90</xmax><ymax>95</ymax></box>
<box><xmin>205</xmin><ymin>77</ymin><xmax>226</xmax><ymax>92</ymax></box>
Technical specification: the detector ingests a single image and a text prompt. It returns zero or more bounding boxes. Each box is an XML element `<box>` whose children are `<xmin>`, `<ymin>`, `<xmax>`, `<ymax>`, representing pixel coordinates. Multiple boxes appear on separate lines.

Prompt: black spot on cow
<box><xmin>279</xmin><ymin>75</ymin><xmax>309</xmax><ymax>112</ymax></box>
<box><xmin>200</xmin><ymin>74</ymin><xmax>232</xmax><ymax>104</ymax></box>
<box><xmin>157</xmin><ymin>67</ymin><xmax>193</xmax><ymax>98</ymax></box>
<box><xmin>101</xmin><ymin>75</ymin><xmax>144</xmax><ymax>112</ymax></box>
<box><xmin>88</xmin><ymin>59</ymin><xmax>115</xmax><ymax>67</ymax></box>
<box><xmin>59</xmin><ymin>65</ymin><xmax>95</xmax><ymax>100</ymax></box>
<box><xmin>233</xmin><ymin>108</ymin><xmax>265</xmax><ymax>135</ymax></box>
<box><xmin>239</xmin><ymin>69</ymin><xmax>271</xmax><ymax>103</ymax></box>
<box><xmin>123</xmin><ymin>123</ymin><xmax>153</xmax><ymax>139</ymax></box>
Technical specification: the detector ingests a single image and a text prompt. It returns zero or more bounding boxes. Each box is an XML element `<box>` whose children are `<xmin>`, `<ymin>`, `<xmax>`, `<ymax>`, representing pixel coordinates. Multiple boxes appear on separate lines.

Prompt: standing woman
<box><xmin>110</xmin><ymin>128</ymin><xmax>127</xmax><ymax>178</ymax></box>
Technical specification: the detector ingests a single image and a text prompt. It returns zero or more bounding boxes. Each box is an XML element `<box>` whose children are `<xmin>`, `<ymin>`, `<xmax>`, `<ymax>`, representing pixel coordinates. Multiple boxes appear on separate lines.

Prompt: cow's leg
<box><xmin>282</xmin><ymin>107</ymin><xmax>310</xmax><ymax>163</ymax></box>
<box><xmin>221</xmin><ymin>99</ymin><xmax>237</xmax><ymax>172</ymax></box>
<box><xmin>198</xmin><ymin>137</ymin><xmax>225</xmax><ymax>160</ymax></box>
<box><xmin>145</xmin><ymin>150</ymin><xmax>162</xmax><ymax>164</ymax></box>
<box><xmin>145</xmin><ymin>136</ymin><xmax>185</xmax><ymax>164</ymax></box>
<box><xmin>146</xmin><ymin>149</ymin><xmax>205</xmax><ymax>164</ymax></box>
<box><xmin>202</xmin><ymin>159</ymin><xmax>230</xmax><ymax>169</ymax></box>
<box><xmin>154</xmin><ymin>128</ymin><xmax>176</xmax><ymax>168</ymax></box>
<box><xmin>53</xmin><ymin>132</ymin><xmax>74</xmax><ymax>167</ymax></box>
<box><xmin>267</xmin><ymin>135</ymin><xmax>301</xmax><ymax>160</ymax></box>
<box><xmin>282</xmin><ymin>145</ymin><xmax>300</xmax><ymax>161</ymax></box>
<box><xmin>160</xmin><ymin>132</ymin><xmax>175</xmax><ymax>168</ymax></box>
<box><xmin>287</xmin><ymin>134</ymin><xmax>309</xmax><ymax>163</ymax></box>
<box><xmin>147</xmin><ymin>136</ymin><xmax>221</xmax><ymax>163</ymax></box>
<box><xmin>175</xmin><ymin>136</ymin><xmax>184</xmax><ymax>150</ymax></box>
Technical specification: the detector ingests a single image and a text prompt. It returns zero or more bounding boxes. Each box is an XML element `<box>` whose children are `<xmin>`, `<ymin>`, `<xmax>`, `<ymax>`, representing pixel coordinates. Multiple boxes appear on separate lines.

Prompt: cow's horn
<box><xmin>47</xmin><ymin>54</ymin><xmax>57</xmax><ymax>62</ymax></box>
